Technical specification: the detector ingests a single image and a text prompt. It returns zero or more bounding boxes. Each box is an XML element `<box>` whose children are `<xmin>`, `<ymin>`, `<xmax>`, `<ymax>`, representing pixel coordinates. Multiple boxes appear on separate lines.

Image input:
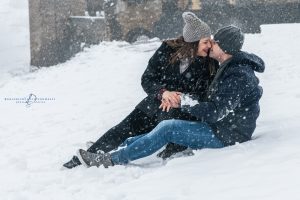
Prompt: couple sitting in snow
<box><xmin>63</xmin><ymin>12</ymin><xmax>265</xmax><ymax>169</ymax></box>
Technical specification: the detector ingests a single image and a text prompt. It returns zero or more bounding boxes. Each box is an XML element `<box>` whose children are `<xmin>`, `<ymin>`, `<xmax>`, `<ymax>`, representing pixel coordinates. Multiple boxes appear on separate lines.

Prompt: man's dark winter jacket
<box><xmin>181</xmin><ymin>51</ymin><xmax>265</xmax><ymax>146</ymax></box>
<box><xmin>136</xmin><ymin>42</ymin><xmax>218</xmax><ymax>117</ymax></box>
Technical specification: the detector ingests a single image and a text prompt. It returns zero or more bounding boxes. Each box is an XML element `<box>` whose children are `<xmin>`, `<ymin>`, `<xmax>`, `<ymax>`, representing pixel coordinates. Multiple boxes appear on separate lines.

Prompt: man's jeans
<box><xmin>111</xmin><ymin>119</ymin><xmax>224</xmax><ymax>165</ymax></box>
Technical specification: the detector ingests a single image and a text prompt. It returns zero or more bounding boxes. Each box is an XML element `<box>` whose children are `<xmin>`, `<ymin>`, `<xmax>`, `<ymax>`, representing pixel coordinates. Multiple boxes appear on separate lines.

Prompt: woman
<box><xmin>63</xmin><ymin>12</ymin><xmax>218</xmax><ymax>169</ymax></box>
<box><xmin>76</xmin><ymin>25</ymin><xmax>265</xmax><ymax>169</ymax></box>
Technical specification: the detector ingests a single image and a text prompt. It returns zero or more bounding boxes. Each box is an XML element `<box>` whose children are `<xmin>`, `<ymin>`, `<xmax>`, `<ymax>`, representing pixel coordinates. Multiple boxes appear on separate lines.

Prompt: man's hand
<box><xmin>159</xmin><ymin>91</ymin><xmax>182</xmax><ymax>112</ymax></box>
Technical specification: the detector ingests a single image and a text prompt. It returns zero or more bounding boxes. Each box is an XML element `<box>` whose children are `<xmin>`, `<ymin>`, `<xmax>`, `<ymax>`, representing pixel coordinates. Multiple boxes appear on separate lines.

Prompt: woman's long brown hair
<box><xmin>165</xmin><ymin>36</ymin><xmax>198</xmax><ymax>64</ymax></box>
<box><xmin>165</xmin><ymin>36</ymin><xmax>217</xmax><ymax>77</ymax></box>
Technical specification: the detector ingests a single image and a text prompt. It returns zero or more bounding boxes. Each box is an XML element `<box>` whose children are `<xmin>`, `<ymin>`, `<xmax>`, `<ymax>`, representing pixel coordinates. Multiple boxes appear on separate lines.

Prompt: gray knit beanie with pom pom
<box><xmin>182</xmin><ymin>12</ymin><xmax>211</xmax><ymax>42</ymax></box>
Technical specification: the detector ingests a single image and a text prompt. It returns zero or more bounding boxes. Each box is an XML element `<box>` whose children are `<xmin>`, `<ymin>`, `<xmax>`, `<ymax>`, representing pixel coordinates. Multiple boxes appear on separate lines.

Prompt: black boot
<box><xmin>157</xmin><ymin>143</ymin><xmax>188</xmax><ymax>160</ymax></box>
<box><xmin>63</xmin><ymin>156</ymin><xmax>82</xmax><ymax>169</ymax></box>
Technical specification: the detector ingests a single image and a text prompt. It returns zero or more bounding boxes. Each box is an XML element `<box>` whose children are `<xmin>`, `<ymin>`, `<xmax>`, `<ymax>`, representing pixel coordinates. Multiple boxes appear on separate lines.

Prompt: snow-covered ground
<box><xmin>1</xmin><ymin>1</ymin><xmax>300</xmax><ymax>200</ymax></box>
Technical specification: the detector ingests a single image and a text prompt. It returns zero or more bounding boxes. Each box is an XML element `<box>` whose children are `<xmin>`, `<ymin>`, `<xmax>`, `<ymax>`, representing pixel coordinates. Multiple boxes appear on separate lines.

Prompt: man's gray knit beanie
<box><xmin>182</xmin><ymin>12</ymin><xmax>211</xmax><ymax>42</ymax></box>
<box><xmin>214</xmin><ymin>25</ymin><xmax>244</xmax><ymax>55</ymax></box>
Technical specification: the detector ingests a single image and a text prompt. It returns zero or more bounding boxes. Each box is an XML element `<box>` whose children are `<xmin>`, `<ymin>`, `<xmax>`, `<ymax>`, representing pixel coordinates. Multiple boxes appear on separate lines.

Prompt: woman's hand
<box><xmin>162</xmin><ymin>91</ymin><xmax>181</xmax><ymax>105</ymax></box>
<box><xmin>159</xmin><ymin>91</ymin><xmax>182</xmax><ymax>112</ymax></box>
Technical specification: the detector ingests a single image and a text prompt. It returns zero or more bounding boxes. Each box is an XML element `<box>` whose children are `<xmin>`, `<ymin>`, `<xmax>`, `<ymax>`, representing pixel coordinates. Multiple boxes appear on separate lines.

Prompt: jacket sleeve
<box><xmin>181</xmin><ymin>69</ymin><xmax>250</xmax><ymax>123</ymax></box>
<box><xmin>141</xmin><ymin>42</ymin><xmax>170</xmax><ymax>99</ymax></box>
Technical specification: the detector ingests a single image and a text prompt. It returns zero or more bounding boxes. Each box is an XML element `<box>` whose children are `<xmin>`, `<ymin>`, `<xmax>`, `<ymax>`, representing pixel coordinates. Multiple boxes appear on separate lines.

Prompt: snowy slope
<box><xmin>1</xmin><ymin>1</ymin><xmax>300</xmax><ymax>199</ymax></box>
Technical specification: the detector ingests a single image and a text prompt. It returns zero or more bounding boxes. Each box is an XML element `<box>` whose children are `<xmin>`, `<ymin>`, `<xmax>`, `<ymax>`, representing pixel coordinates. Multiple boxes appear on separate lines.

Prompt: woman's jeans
<box><xmin>111</xmin><ymin>119</ymin><xmax>224</xmax><ymax>165</ymax></box>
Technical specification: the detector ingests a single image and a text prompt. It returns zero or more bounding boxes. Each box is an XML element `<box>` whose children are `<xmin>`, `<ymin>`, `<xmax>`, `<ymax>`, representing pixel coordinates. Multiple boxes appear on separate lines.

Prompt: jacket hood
<box><xmin>231</xmin><ymin>51</ymin><xmax>265</xmax><ymax>73</ymax></box>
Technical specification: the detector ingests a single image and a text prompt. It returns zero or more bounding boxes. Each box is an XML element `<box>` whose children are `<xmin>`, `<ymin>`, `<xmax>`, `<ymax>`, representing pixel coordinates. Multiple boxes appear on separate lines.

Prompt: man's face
<box><xmin>209</xmin><ymin>40</ymin><xmax>224</xmax><ymax>60</ymax></box>
<box><xmin>197</xmin><ymin>37</ymin><xmax>212</xmax><ymax>57</ymax></box>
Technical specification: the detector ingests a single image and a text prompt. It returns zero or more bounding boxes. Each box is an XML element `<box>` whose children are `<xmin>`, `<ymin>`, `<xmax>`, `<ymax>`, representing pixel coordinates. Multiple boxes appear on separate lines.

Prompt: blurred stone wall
<box><xmin>29</xmin><ymin>0</ymin><xmax>107</xmax><ymax>67</ymax></box>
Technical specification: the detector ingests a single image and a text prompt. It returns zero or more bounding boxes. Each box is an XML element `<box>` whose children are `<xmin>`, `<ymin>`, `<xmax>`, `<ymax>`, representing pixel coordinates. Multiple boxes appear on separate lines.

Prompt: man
<box><xmin>76</xmin><ymin>25</ymin><xmax>265</xmax><ymax>168</ymax></box>
<box><xmin>158</xmin><ymin>25</ymin><xmax>265</xmax><ymax>146</ymax></box>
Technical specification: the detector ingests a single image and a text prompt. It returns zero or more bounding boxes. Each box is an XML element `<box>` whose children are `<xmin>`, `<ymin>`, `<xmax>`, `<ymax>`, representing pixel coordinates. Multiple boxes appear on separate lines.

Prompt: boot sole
<box><xmin>76</xmin><ymin>149</ymin><xmax>90</xmax><ymax>168</ymax></box>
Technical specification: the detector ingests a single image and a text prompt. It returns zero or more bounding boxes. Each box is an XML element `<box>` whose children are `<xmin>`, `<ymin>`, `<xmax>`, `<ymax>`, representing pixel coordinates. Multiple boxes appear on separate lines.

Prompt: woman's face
<box><xmin>197</xmin><ymin>37</ymin><xmax>212</xmax><ymax>57</ymax></box>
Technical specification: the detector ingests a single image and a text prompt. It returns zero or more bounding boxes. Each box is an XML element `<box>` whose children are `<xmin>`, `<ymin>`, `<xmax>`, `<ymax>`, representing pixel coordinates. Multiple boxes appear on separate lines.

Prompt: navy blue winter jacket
<box><xmin>181</xmin><ymin>51</ymin><xmax>265</xmax><ymax>146</ymax></box>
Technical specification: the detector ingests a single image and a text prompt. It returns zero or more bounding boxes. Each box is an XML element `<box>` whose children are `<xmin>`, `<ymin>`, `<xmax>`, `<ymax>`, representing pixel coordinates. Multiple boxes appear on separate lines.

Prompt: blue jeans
<box><xmin>111</xmin><ymin>119</ymin><xmax>224</xmax><ymax>165</ymax></box>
